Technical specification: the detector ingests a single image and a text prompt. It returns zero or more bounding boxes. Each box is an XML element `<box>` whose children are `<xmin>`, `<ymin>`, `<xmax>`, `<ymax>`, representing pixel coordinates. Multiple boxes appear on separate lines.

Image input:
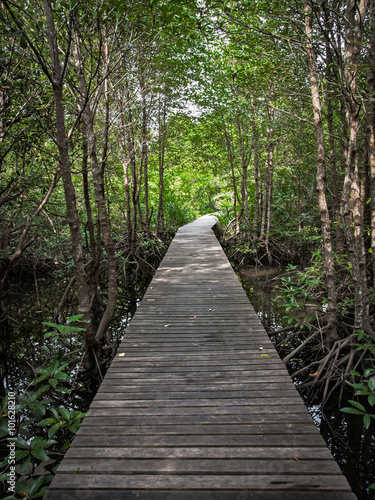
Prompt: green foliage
<box><xmin>0</xmin><ymin>317</ymin><xmax>86</xmax><ymax>499</ymax></box>
<box><xmin>340</xmin><ymin>331</ymin><xmax>375</xmax><ymax>430</ymax></box>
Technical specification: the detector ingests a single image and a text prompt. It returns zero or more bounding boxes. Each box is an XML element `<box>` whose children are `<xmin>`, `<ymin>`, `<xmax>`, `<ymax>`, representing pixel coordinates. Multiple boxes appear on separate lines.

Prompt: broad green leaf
<box><xmin>348</xmin><ymin>400</ymin><xmax>366</xmax><ymax>413</ymax></box>
<box><xmin>363</xmin><ymin>413</ymin><xmax>371</xmax><ymax>429</ymax></box>
<box><xmin>340</xmin><ymin>407</ymin><xmax>364</xmax><ymax>415</ymax></box>
<box><xmin>29</xmin><ymin>475</ymin><xmax>46</xmax><ymax>495</ymax></box>
<box><xmin>31</xmin><ymin>447</ymin><xmax>49</xmax><ymax>461</ymax></box>
<box><xmin>48</xmin><ymin>378</ymin><xmax>58</xmax><ymax>388</ymax></box>
<box><xmin>67</xmin><ymin>314</ymin><xmax>84</xmax><ymax>323</ymax></box>
<box><xmin>37</xmin><ymin>418</ymin><xmax>58</xmax><ymax>426</ymax></box>
<box><xmin>59</xmin><ymin>407</ymin><xmax>70</xmax><ymax>420</ymax></box>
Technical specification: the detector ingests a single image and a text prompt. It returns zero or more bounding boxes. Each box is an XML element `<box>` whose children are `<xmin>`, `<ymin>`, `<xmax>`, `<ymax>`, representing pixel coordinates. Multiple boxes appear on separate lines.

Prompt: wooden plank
<box><xmin>64</xmin><ymin>446</ymin><xmax>334</xmax><ymax>459</ymax></box>
<box><xmin>45</xmin><ymin>215</ymin><xmax>355</xmax><ymax>499</ymax></box>
<box><xmin>44</xmin><ymin>490</ymin><xmax>357</xmax><ymax>500</ymax></box>
<box><xmin>58</xmin><ymin>458</ymin><xmax>341</xmax><ymax>475</ymax></box>
<box><xmin>46</xmin><ymin>473</ymin><xmax>352</xmax><ymax>491</ymax></box>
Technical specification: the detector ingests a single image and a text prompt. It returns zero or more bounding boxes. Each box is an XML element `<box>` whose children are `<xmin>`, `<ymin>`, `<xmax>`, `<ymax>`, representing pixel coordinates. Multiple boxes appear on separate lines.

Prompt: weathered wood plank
<box><xmin>64</xmin><ymin>446</ymin><xmax>334</xmax><ymax>459</ymax></box>
<box><xmin>46</xmin><ymin>473</ymin><xmax>352</xmax><ymax>491</ymax></box>
<box><xmin>44</xmin><ymin>215</ymin><xmax>355</xmax><ymax>499</ymax></box>
<box><xmin>58</xmin><ymin>458</ymin><xmax>341</xmax><ymax>475</ymax></box>
<box><xmin>43</xmin><ymin>490</ymin><xmax>357</xmax><ymax>500</ymax></box>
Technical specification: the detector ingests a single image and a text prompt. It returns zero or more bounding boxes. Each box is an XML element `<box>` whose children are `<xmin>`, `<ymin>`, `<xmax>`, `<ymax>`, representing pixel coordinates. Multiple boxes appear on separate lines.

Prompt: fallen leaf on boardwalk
<box><xmin>309</xmin><ymin>372</ymin><xmax>319</xmax><ymax>377</ymax></box>
<box><xmin>164</xmin><ymin>324</ymin><xmax>171</xmax><ymax>327</ymax></box>
<box><xmin>208</xmin><ymin>308</ymin><xmax>213</xmax><ymax>311</ymax></box>
<box><xmin>147</xmin><ymin>299</ymin><xmax>155</xmax><ymax>301</ymax></box>
<box><xmin>118</xmin><ymin>352</ymin><xmax>125</xmax><ymax>357</ymax></box>
<box><xmin>258</xmin><ymin>347</ymin><xmax>264</xmax><ymax>350</ymax></box>
<box><xmin>261</xmin><ymin>354</ymin><xmax>269</xmax><ymax>357</ymax></box>
<box><xmin>292</xmin><ymin>456</ymin><xmax>301</xmax><ymax>462</ymax></box>
<box><xmin>164</xmin><ymin>270</ymin><xmax>171</xmax><ymax>273</ymax></box>
<box><xmin>189</xmin><ymin>316</ymin><xmax>196</xmax><ymax>320</ymax></box>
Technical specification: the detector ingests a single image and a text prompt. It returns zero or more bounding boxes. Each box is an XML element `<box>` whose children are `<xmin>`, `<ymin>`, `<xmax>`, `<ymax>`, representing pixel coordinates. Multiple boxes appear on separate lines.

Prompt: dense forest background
<box><xmin>1</xmin><ymin>0</ymin><xmax>375</xmax><ymax>498</ymax></box>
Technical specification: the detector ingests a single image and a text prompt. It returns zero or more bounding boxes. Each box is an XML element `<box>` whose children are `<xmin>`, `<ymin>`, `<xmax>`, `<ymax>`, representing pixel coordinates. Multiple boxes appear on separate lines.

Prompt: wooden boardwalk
<box><xmin>45</xmin><ymin>215</ymin><xmax>356</xmax><ymax>500</ymax></box>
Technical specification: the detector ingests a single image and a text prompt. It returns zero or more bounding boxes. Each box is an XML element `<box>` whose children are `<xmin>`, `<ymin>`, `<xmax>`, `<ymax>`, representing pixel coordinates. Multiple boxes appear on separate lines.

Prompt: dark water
<box><xmin>238</xmin><ymin>266</ymin><xmax>375</xmax><ymax>500</ymax></box>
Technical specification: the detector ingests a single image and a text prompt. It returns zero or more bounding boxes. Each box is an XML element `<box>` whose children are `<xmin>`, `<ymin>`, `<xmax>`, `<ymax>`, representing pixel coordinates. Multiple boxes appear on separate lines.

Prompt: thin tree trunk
<box><xmin>73</xmin><ymin>13</ymin><xmax>118</xmax><ymax>342</ymax></box>
<box><xmin>81</xmin><ymin>128</ymin><xmax>99</xmax><ymax>275</ymax></box>
<box><xmin>265</xmin><ymin>105</ymin><xmax>274</xmax><ymax>246</ymax></box>
<box><xmin>325</xmin><ymin>38</ymin><xmax>345</xmax><ymax>252</ymax></box>
<box><xmin>252</xmin><ymin>122</ymin><xmax>260</xmax><ymax>237</ymax></box>
<box><xmin>43</xmin><ymin>0</ymin><xmax>97</xmax><ymax>351</ymax></box>
<box><xmin>304</xmin><ymin>0</ymin><xmax>338</xmax><ymax>342</ymax></box>
<box><xmin>237</xmin><ymin>119</ymin><xmax>249</xmax><ymax>226</ymax></box>
<box><xmin>118</xmin><ymin>90</ymin><xmax>133</xmax><ymax>252</ymax></box>
<box><xmin>340</xmin><ymin>0</ymin><xmax>370</xmax><ymax>329</ymax></box>
<box><xmin>221</xmin><ymin>113</ymin><xmax>241</xmax><ymax>233</ymax></box>
<box><xmin>140</xmin><ymin>76</ymin><xmax>150</xmax><ymax>236</ymax></box>
<box><xmin>366</xmin><ymin>0</ymin><xmax>375</xmax><ymax>292</ymax></box>
<box><xmin>157</xmin><ymin>94</ymin><xmax>167</xmax><ymax>233</ymax></box>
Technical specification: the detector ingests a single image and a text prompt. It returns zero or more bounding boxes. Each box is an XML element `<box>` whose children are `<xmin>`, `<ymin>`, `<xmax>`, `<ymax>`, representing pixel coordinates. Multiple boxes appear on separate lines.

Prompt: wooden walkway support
<box><xmin>45</xmin><ymin>215</ymin><xmax>356</xmax><ymax>499</ymax></box>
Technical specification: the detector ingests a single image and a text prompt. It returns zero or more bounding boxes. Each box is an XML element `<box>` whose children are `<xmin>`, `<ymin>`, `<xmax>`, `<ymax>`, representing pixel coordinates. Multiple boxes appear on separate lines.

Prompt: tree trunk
<box><xmin>325</xmin><ymin>39</ymin><xmax>345</xmax><ymax>252</ymax></box>
<box><xmin>237</xmin><ymin>119</ymin><xmax>250</xmax><ymax>226</ymax></box>
<box><xmin>72</xmin><ymin>13</ymin><xmax>118</xmax><ymax>342</ymax></box>
<box><xmin>43</xmin><ymin>0</ymin><xmax>97</xmax><ymax>352</ymax></box>
<box><xmin>304</xmin><ymin>0</ymin><xmax>338</xmax><ymax>341</ymax></box>
<box><xmin>265</xmin><ymin>105</ymin><xmax>274</xmax><ymax>247</ymax></box>
<box><xmin>157</xmin><ymin>94</ymin><xmax>167</xmax><ymax>233</ymax></box>
<box><xmin>340</xmin><ymin>0</ymin><xmax>370</xmax><ymax>329</ymax></box>
<box><xmin>140</xmin><ymin>76</ymin><xmax>150</xmax><ymax>236</ymax></box>
<box><xmin>118</xmin><ymin>90</ymin><xmax>133</xmax><ymax>253</ymax></box>
<box><xmin>252</xmin><ymin>122</ymin><xmax>260</xmax><ymax>237</ymax></box>
<box><xmin>366</xmin><ymin>0</ymin><xmax>375</xmax><ymax>292</ymax></box>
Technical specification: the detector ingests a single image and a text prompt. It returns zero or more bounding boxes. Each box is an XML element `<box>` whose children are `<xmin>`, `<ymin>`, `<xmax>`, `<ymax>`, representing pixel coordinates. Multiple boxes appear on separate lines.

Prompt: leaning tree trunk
<box><xmin>43</xmin><ymin>0</ymin><xmax>98</xmax><ymax>353</ymax></box>
<box><xmin>304</xmin><ymin>0</ymin><xmax>338</xmax><ymax>343</ymax></box>
<box><xmin>73</xmin><ymin>15</ymin><xmax>118</xmax><ymax>343</ymax></box>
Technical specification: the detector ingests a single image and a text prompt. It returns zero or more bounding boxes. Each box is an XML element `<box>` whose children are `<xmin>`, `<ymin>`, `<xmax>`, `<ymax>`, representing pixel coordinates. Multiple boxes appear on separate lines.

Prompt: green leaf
<box><xmin>48</xmin><ymin>422</ymin><xmax>62</xmax><ymax>438</ymax></box>
<box><xmin>15</xmin><ymin>449</ymin><xmax>30</xmax><ymax>461</ymax></box>
<box><xmin>62</xmin><ymin>440</ymin><xmax>71</xmax><ymax>451</ymax></box>
<box><xmin>363</xmin><ymin>413</ymin><xmax>371</xmax><ymax>429</ymax></box>
<box><xmin>29</xmin><ymin>475</ymin><xmax>46</xmax><ymax>496</ymax></box>
<box><xmin>44</xmin><ymin>331</ymin><xmax>57</xmax><ymax>339</ymax></box>
<box><xmin>15</xmin><ymin>436</ymin><xmax>29</xmax><ymax>449</ymax></box>
<box><xmin>19</xmin><ymin>454</ymin><xmax>31</xmax><ymax>473</ymax></box>
<box><xmin>59</xmin><ymin>407</ymin><xmax>70</xmax><ymax>420</ymax></box>
<box><xmin>49</xmin><ymin>378</ymin><xmax>58</xmax><ymax>388</ymax></box>
<box><xmin>369</xmin><ymin>377</ymin><xmax>375</xmax><ymax>391</ymax></box>
<box><xmin>348</xmin><ymin>400</ymin><xmax>366</xmax><ymax>412</ymax></box>
<box><xmin>51</xmin><ymin>408</ymin><xmax>59</xmax><ymax>419</ymax></box>
<box><xmin>31</xmin><ymin>447</ymin><xmax>49</xmax><ymax>461</ymax></box>
<box><xmin>37</xmin><ymin>418</ymin><xmax>58</xmax><ymax>426</ymax></box>
<box><xmin>67</xmin><ymin>314</ymin><xmax>84</xmax><ymax>323</ymax></box>
<box><xmin>340</xmin><ymin>407</ymin><xmax>364</xmax><ymax>415</ymax></box>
